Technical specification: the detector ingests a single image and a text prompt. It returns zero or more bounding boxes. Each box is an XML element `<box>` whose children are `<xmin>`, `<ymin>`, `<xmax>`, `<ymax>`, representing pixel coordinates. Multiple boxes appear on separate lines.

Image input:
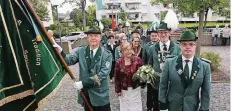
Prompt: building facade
<box><xmin>96</xmin><ymin>0</ymin><xmax>228</xmax><ymax>23</ymax></box>
<box><xmin>96</xmin><ymin>0</ymin><xmax>167</xmax><ymax>23</ymax></box>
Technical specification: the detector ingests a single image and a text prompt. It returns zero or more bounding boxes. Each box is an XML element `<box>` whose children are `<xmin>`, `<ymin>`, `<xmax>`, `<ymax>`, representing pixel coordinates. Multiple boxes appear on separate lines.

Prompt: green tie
<box><xmin>184</xmin><ymin>60</ymin><xmax>190</xmax><ymax>84</ymax></box>
<box><xmin>90</xmin><ymin>50</ymin><xmax>94</xmax><ymax>65</ymax></box>
<box><xmin>90</xmin><ymin>50</ymin><xmax>93</xmax><ymax>58</ymax></box>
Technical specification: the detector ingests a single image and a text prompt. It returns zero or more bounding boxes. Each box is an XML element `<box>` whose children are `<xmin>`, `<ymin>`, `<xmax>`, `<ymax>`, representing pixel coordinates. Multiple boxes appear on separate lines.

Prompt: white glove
<box><xmin>74</xmin><ymin>81</ymin><xmax>83</xmax><ymax>90</ymax></box>
<box><xmin>53</xmin><ymin>44</ymin><xmax>62</xmax><ymax>53</ymax></box>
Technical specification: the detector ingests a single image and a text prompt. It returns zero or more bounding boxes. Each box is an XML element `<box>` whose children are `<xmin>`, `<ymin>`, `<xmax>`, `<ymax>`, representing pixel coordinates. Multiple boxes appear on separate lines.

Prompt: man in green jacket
<box><xmin>159</xmin><ymin>30</ymin><xmax>211</xmax><ymax>111</ymax></box>
<box><xmin>142</xmin><ymin>27</ymin><xmax>159</xmax><ymax>65</ymax></box>
<box><xmin>142</xmin><ymin>27</ymin><xmax>160</xmax><ymax>111</ymax></box>
<box><xmin>148</xmin><ymin>22</ymin><xmax>181</xmax><ymax>111</ymax></box>
<box><xmin>54</xmin><ymin>26</ymin><xmax>112</xmax><ymax>111</ymax></box>
<box><xmin>101</xmin><ymin>28</ymin><xmax>110</xmax><ymax>46</ymax></box>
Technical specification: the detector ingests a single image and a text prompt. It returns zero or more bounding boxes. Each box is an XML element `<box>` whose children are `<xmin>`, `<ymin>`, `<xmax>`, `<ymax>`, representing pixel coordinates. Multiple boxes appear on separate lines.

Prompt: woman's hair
<box><xmin>119</xmin><ymin>33</ymin><xmax>127</xmax><ymax>40</ymax></box>
<box><xmin>131</xmin><ymin>33</ymin><xmax>140</xmax><ymax>40</ymax></box>
<box><xmin>115</xmin><ymin>33</ymin><xmax>120</xmax><ymax>40</ymax></box>
<box><xmin>121</xmin><ymin>42</ymin><xmax>132</xmax><ymax>52</ymax></box>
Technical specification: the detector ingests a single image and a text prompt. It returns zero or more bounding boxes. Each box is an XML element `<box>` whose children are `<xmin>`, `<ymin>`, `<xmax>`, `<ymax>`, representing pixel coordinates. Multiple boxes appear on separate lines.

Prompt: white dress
<box><xmin>119</xmin><ymin>87</ymin><xmax>142</xmax><ymax>111</ymax></box>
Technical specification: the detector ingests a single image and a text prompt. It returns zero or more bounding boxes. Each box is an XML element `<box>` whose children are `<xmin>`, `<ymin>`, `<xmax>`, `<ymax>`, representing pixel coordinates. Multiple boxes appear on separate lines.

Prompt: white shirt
<box><xmin>182</xmin><ymin>55</ymin><xmax>194</xmax><ymax>77</ymax></box>
<box><xmin>159</xmin><ymin>40</ymin><xmax>170</xmax><ymax>51</ymax></box>
<box><xmin>108</xmin><ymin>42</ymin><xmax>116</xmax><ymax>49</ymax></box>
<box><xmin>90</xmin><ymin>47</ymin><xmax>98</xmax><ymax>57</ymax></box>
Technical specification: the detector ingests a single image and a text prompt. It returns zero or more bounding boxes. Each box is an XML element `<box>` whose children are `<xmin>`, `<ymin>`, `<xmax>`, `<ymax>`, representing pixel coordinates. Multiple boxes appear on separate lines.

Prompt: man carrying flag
<box><xmin>54</xmin><ymin>25</ymin><xmax>113</xmax><ymax>111</ymax></box>
<box><xmin>0</xmin><ymin>0</ymin><xmax>68</xmax><ymax>110</ymax></box>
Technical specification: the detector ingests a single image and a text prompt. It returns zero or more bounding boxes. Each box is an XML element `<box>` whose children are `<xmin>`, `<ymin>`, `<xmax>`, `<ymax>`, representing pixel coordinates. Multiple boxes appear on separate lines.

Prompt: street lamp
<box><xmin>50</xmin><ymin>0</ymin><xmax>62</xmax><ymax>47</ymax></box>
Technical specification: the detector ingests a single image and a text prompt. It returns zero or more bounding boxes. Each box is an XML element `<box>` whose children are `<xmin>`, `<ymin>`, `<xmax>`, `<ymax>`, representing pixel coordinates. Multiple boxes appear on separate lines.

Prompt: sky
<box><xmin>50</xmin><ymin>0</ymin><xmax>94</xmax><ymax>13</ymax></box>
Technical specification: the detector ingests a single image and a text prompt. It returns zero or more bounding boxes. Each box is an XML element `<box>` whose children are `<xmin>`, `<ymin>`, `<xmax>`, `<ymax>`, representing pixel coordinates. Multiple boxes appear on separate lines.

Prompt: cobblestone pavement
<box><xmin>40</xmin><ymin>46</ymin><xmax>230</xmax><ymax>111</ymax></box>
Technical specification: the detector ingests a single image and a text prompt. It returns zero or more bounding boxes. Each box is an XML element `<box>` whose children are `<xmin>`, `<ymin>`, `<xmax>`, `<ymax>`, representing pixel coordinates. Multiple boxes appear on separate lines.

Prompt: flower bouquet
<box><xmin>132</xmin><ymin>65</ymin><xmax>161</xmax><ymax>89</ymax></box>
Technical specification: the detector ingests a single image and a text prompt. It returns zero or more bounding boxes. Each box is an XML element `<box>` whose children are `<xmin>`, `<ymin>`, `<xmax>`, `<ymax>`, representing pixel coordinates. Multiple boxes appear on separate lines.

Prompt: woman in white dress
<box><xmin>114</xmin><ymin>43</ymin><xmax>143</xmax><ymax>111</ymax></box>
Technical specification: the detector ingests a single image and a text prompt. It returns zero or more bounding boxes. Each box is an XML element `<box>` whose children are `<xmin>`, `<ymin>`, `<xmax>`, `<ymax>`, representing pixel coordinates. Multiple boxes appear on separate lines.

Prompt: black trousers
<box><xmin>222</xmin><ymin>37</ymin><xmax>228</xmax><ymax>46</ymax></box>
<box><xmin>83</xmin><ymin>90</ymin><xmax>111</xmax><ymax>111</ymax></box>
<box><xmin>110</xmin><ymin>61</ymin><xmax>115</xmax><ymax>80</ymax></box>
<box><xmin>147</xmin><ymin>84</ymin><xmax>159</xmax><ymax>111</ymax></box>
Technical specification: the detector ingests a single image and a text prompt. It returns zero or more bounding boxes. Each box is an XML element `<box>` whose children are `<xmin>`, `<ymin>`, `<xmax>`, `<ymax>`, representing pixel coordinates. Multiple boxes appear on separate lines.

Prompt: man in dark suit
<box><xmin>106</xmin><ymin>34</ymin><xmax>117</xmax><ymax>83</ymax></box>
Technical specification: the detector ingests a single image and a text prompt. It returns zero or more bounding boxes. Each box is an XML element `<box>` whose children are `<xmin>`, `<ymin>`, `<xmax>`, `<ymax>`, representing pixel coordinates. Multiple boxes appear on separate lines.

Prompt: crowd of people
<box><xmin>53</xmin><ymin>20</ymin><xmax>212</xmax><ymax>111</ymax></box>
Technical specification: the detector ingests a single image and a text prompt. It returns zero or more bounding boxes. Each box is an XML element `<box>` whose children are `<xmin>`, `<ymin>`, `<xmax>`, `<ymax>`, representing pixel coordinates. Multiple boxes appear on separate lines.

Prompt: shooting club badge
<box><xmin>177</xmin><ymin>69</ymin><xmax>183</xmax><ymax>75</ymax></box>
<box><xmin>106</xmin><ymin>61</ymin><xmax>110</xmax><ymax>68</ymax></box>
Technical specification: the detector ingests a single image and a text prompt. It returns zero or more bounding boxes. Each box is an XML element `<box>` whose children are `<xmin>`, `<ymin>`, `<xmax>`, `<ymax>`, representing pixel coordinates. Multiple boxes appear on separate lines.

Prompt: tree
<box><xmin>218</xmin><ymin>8</ymin><xmax>230</xmax><ymax>21</ymax></box>
<box><xmin>30</xmin><ymin>0</ymin><xmax>49</xmax><ymax>21</ymax></box>
<box><xmin>203</xmin><ymin>0</ymin><xmax>229</xmax><ymax>27</ymax></box>
<box><xmin>51</xmin><ymin>6</ymin><xmax>57</xmax><ymax>22</ymax></box>
<box><xmin>62</xmin><ymin>0</ymin><xmax>95</xmax><ymax>31</ymax></box>
<box><xmin>70</xmin><ymin>8</ymin><xmax>83</xmax><ymax>28</ymax></box>
<box><xmin>150</xmin><ymin>0</ymin><xmax>229</xmax><ymax>56</ymax></box>
<box><xmin>118</xmin><ymin>8</ymin><xmax>128</xmax><ymax>21</ymax></box>
<box><xmin>101</xmin><ymin>18</ymin><xmax>112</xmax><ymax>29</ymax></box>
<box><xmin>86</xmin><ymin>5</ymin><xmax>96</xmax><ymax>26</ymax></box>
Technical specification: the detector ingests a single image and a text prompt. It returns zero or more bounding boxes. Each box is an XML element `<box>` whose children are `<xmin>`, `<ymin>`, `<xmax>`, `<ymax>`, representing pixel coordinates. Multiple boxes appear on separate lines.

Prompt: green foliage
<box><xmin>47</xmin><ymin>22</ymin><xmax>79</xmax><ymax>38</ymax></box>
<box><xmin>118</xmin><ymin>8</ymin><xmax>128</xmax><ymax>21</ymax></box>
<box><xmin>179</xmin><ymin>22</ymin><xmax>228</xmax><ymax>28</ymax></box>
<box><xmin>150</xmin><ymin>0</ymin><xmax>229</xmax><ymax>18</ymax></box>
<box><xmin>100</xmin><ymin>18</ymin><xmax>112</xmax><ymax>29</ymax></box>
<box><xmin>52</xmin><ymin>6</ymin><xmax>57</xmax><ymax>22</ymax></box>
<box><xmin>31</xmin><ymin>0</ymin><xmax>49</xmax><ymax>21</ymax></box>
<box><xmin>62</xmin><ymin>0</ymin><xmax>96</xmax><ymax>31</ymax></box>
<box><xmin>70</xmin><ymin>8</ymin><xmax>83</xmax><ymax>28</ymax></box>
<box><xmin>200</xmin><ymin>52</ymin><xmax>222</xmax><ymax>71</ymax></box>
<box><xmin>219</xmin><ymin>8</ymin><xmax>230</xmax><ymax>19</ymax></box>
<box><xmin>86</xmin><ymin>5</ymin><xmax>96</xmax><ymax>26</ymax></box>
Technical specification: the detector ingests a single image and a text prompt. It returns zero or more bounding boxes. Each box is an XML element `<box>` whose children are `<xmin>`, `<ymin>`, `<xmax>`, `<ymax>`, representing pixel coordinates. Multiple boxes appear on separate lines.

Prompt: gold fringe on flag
<box><xmin>36</xmin><ymin>35</ymin><xmax>42</xmax><ymax>42</ymax></box>
<box><xmin>0</xmin><ymin>90</ymin><xmax>34</xmax><ymax>107</ymax></box>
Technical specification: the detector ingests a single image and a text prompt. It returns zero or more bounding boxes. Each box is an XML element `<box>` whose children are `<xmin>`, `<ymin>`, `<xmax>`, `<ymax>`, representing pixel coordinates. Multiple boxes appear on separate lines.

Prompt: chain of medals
<box><xmin>158</xmin><ymin>50</ymin><xmax>170</xmax><ymax>63</ymax></box>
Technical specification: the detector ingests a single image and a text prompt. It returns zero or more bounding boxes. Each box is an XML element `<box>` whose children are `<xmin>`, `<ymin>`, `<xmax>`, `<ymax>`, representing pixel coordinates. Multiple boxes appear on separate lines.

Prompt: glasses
<box><xmin>134</xmin><ymin>41</ymin><xmax>140</xmax><ymax>43</ymax></box>
<box><xmin>180</xmin><ymin>42</ymin><xmax>196</xmax><ymax>47</ymax></box>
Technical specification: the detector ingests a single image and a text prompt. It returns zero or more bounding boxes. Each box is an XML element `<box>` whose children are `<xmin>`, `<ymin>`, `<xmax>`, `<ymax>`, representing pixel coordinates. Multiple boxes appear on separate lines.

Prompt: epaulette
<box><xmin>200</xmin><ymin>58</ymin><xmax>212</xmax><ymax>64</ymax></box>
<box><xmin>76</xmin><ymin>45</ymin><xmax>87</xmax><ymax>48</ymax></box>
<box><xmin>148</xmin><ymin>42</ymin><xmax>153</xmax><ymax>46</ymax></box>
<box><xmin>104</xmin><ymin>48</ymin><xmax>111</xmax><ymax>53</ymax></box>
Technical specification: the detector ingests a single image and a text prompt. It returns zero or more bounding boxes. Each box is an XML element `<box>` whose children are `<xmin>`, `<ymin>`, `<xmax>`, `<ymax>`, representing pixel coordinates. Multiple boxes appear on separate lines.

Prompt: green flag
<box><xmin>0</xmin><ymin>0</ymin><xmax>67</xmax><ymax>110</ymax></box>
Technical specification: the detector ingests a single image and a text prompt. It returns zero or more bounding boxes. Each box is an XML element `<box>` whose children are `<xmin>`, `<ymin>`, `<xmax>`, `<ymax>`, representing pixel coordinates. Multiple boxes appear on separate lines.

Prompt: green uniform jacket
<box><xmin>142</xmin><ymin>42</ymin><xmax>155</xmax><ymax>65</ymax></box>
<box><xmin>159</xmin><ymin>55</ymin><xmax>211</xmax><ymax>111</ymax></box>
<box><xmin>114</xmin><ymin>46</ymin><xmax>122</xmax><ymax>61</ymax></box>
<box><xmin>62</xmin><ymin>45</ymin><xmax>112</xmax><ymax>106</ymax></box>
<box><xmin>101</xmin><ymin>34</ymin><xmax>108</xmax><ymax>45</ymax></box>
<box><xmin>149</xmin><ymin>41</ymin><xmax>181</xmax><ymax>73</ymax></box>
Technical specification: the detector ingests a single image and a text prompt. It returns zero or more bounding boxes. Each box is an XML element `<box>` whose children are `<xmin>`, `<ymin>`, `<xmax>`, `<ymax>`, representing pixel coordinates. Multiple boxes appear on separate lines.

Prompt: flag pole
<box><xmin>25</xmin><ymin>0</ymin><xmax>76</xmax><ymax>81</ymax></box>
<box><xmin>25</xmin><ymin>1</ymin><xmax>93</xmax><ymax>111</ymax></box>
